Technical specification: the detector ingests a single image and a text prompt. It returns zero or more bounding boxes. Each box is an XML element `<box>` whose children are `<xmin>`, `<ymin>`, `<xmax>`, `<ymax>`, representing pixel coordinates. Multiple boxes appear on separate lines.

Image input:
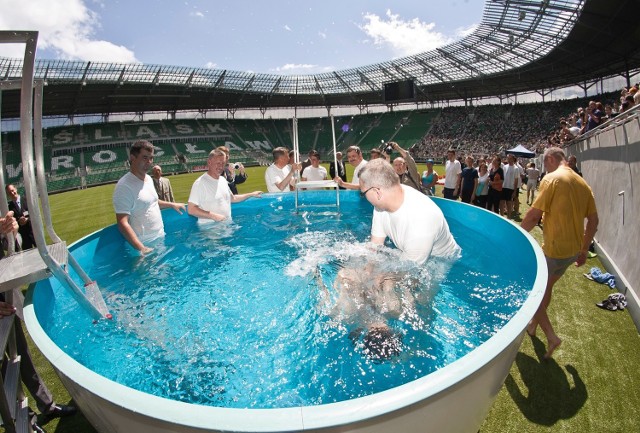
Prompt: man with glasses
<box><xmin>359</xmin><ymin>159</ymin><xmax>460</xmax><ymax>264</ymax></box>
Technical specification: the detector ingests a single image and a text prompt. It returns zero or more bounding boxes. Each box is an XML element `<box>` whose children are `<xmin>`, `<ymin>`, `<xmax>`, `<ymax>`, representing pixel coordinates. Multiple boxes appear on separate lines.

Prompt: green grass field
<box><xmin>25</xmin><ymin>165</ymin><xmax>640</xmax><ymax>433</ymax></box>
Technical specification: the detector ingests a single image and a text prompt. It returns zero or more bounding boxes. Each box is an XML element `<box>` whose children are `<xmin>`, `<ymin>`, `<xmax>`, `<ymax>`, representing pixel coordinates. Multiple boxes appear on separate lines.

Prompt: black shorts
<box><xmin>502</xmin><ymin>188</ymin><xmax>514</xmax><ymax>201</ymax></box>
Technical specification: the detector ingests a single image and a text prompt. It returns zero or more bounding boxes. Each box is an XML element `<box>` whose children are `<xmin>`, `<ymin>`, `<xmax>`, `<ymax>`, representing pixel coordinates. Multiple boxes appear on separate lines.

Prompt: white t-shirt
<box><xmin>526</xmin><ymin>167</ymin><xmax>540</xmax><ymax>186</ymax></box>
<box><xmin>188</xmin><ymin>172</ymin><xmax>232</xmax><ymax>221</ymax></box>
<box><xmin>301</xmin><ymin>165</ymin><xmax>327</xmax><ymax>181</ymax></box>
<box><xmin>352</xmin><ymin>159</ymin><xmax>368</xmax><ymax>184</ymax></box>
<box><xmin>371</xmin><ymin>185</ymin><xmax>460</xmax><ymax>264</ymax></box>
<box><xmin>444</xmin><ymin>159</ymin><xmax>462</xmax><ymax>189</ymax></box>
<box><xmin>265</xmin><ymin>163</ymin><xmax>292</xmax><ymax>193</ymax></box>
<box><xmin>113</xmin><ymin>172</ymin><xmax>164</xmax><ymax>242</ymax></box>
<box><xmin>502</xmin><ymin>163</ymin><xmax>519</xmax><ymax>190</ymax></box>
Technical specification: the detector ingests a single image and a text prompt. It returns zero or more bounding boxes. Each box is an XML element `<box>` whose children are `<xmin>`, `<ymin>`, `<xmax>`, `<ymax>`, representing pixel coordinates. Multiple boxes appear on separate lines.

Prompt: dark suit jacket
<box><xmin>7</xmin><ymin>196</ymin><xmax>36</xmax><ymax>250</ymax></box>
<box><xmin>329</xmin><ymin>160</ymin><xmax>347</xmax><ymax>183</ymax></box>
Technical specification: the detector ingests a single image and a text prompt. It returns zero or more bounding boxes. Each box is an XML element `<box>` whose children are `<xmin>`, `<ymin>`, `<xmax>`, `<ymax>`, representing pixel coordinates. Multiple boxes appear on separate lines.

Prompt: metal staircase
<box><xmin>0</xmin><ymin>30</ymin><xmax>110</xmax><ymax>433</ymax></box>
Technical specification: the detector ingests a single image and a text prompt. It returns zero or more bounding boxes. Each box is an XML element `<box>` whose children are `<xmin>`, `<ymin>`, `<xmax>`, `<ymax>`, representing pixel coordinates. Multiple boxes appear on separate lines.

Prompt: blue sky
<box><xmin>0</xmin><ymin>0</ymin><xmax>485</xmax><ymax>74</ymax></box>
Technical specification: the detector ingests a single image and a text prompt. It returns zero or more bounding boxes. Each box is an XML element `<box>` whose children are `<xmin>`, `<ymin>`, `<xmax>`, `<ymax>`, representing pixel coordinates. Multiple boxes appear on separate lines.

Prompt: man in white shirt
<box><xmin>188</xmin><ymin>149</ymin><xmax>262</xmax><ymax>222</ymax></box>
<box><xmin>265</xmin><ymin>147</ymin><xmax>301</xmax><ymax>193</ymax></box>
<box><xmin>501</xmin><ymin>154</ymin><xmax>520</xmax><ymax>218</ymax></box>
<box><xmin>335</xmin><ymin>145</ymin><xmax>367</xmax><ymax>190</ymax></box>
<box><xmin>443</xmin><ymin>149</ymin><xmax>462</xmax><ymax>200</ymax></box>
<box><xmin>113</xmin><ymin>140</ymin><xmax>185</xmax><ymax>254</ymax></box>
<box><xmin>359</xmin><ymin>158</ymin><xmax>460</xmax><ymax>264</ymax></box>
<box><xmin>301</xmin><ymin>150</ymin><xmax>327</xmax><ymax>189</ymax></box>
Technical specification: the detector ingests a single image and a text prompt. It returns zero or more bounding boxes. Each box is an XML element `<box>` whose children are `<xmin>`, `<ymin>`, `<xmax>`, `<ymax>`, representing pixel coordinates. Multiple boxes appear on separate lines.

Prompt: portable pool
<box><xmin>24</xmin><ymin>191</ymin><xmax>546</xmax><ymax>433</ymax></box>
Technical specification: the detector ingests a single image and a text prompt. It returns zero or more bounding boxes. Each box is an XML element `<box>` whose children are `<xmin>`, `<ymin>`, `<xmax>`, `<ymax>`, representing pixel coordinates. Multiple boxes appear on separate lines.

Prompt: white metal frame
<box><xmin>293</xmin><ymin>116</ymin><xmax>340</xmax><ymax>211</ymax></box>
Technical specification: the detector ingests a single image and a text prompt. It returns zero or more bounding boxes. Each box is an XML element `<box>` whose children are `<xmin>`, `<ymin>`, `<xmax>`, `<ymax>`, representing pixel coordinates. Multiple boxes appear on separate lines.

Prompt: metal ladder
<box><xmin>0</xmin><ymin>31</ymin><xmax>110</xmax><ymax>321</ymax></box>
<box><xmin>0</xmin><ymin>29</ymin><xmax>111</xmax><ymax>432</ymax></box>
<box><xmin>292</xmin><ymin>116</ymin><xmax>341</xmax><ymax>212</ymax></box>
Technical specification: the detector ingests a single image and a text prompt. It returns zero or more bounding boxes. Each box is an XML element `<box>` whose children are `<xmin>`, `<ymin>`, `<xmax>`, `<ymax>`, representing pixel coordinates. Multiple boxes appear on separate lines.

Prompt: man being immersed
<box><xmin>323</xmin><ymin>159</ymin><xmax>460</xmax><ymax>360</ymax></box>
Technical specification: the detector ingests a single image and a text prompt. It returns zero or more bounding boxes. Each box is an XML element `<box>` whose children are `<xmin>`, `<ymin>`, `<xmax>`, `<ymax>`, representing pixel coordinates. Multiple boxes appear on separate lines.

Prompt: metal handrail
<box><xmin>11</xmin><ymin>31</ymin><xmax>106</xmax><ymax>320</ymax></box>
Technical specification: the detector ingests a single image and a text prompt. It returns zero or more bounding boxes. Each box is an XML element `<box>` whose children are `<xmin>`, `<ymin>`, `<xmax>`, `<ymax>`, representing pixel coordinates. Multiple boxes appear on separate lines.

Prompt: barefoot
<box><xmin>544</xmin><ymin>338</ymin><xmax>562</xmax><ymax>359</ymax></box>
<box><xmin>526</xmin><ymin>322</ymin><xmax>537</xmax><ymax>337</ymax></box>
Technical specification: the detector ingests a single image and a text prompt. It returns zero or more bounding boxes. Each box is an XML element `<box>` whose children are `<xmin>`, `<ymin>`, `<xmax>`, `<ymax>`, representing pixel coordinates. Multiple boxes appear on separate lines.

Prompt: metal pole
<box><xmin>330</xmin><ymin>115</ymin><xmax>340</xmax><ymax>209</ymax></box>
<box><xmin>293</xmin><ymin>117</ymin><xmax>299</xmax><ymax>210</ymax></box>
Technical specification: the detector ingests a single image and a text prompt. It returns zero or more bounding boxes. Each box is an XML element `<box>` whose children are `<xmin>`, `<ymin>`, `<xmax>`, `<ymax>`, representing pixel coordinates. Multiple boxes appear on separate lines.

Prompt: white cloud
<box><xmin>190</xmin><ymin>11</ymin><xmax>205</xmax><ymax>18</ymax></box>
<box><xmin>0</xmin><ymin>0</ymin><xmax>138</xmax><ymax>63</ymax></box>
<box><xmin>204</xmin><ymin>61</ymin><xmax>217</xmax><ymax>69</ymax></box>
<box><xmin>270</xmin><ymin>63</ymin><xmax>333</xmax><ymax>74</ymax></box>
<box><xmin>456</xmin><ymin>24</ymin><xmax>478</xmax><ymax>39</ymax></box>
<box><xmin>284</xmin><ymin>25</ymin><xmax>292</xmax><ymax>32</ymax></box>
<box><xmin>318</xmin><ymin>31</ymin><xmax>327</xmax><ymax>39</ymax></box>
<box><xmin>359</xmin><ymin>9</ymin><xmax>454</xmax><ymax>57</ymax></box>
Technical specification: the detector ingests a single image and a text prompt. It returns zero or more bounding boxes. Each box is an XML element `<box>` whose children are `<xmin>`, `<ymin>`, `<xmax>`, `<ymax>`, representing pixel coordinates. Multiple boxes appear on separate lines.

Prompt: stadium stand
<box><xmin>0</xmin><ymin>91</ymin><xmax>625</xmax><ymax>192</ymax></box>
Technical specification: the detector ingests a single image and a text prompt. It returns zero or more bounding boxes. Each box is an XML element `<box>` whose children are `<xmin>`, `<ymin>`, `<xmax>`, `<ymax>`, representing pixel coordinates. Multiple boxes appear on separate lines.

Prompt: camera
<box><xmin>233</xmin><ymin>163</ymin><xmax>241</xmax><ymax>169</ymax></box>
<box><xmin>380</xmin><ymin>142</ymin><xmax>394</xmax><ymax>154</ymax></box>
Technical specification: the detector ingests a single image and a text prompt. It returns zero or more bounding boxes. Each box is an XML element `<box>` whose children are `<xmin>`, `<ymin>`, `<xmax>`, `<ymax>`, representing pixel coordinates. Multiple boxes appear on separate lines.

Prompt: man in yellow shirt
<box><xmin>521</xmin><ymin>147</ymin><xmax>599</xmax><ymax>359</ymax></box>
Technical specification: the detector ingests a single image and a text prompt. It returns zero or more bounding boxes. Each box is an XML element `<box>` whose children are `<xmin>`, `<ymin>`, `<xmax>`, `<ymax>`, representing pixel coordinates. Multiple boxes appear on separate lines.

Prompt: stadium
<box><xmin>1</xmin><ymin>0</ymin><xmax>640</xmax><ymax>432</ymax></box>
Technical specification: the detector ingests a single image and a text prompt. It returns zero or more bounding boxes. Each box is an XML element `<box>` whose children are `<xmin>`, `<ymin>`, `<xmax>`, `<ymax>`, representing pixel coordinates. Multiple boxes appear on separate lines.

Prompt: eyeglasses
<box><xmin>360</xmin><ymin>186</ymin><xmax>378</xmax><ymax>197</ymax></box>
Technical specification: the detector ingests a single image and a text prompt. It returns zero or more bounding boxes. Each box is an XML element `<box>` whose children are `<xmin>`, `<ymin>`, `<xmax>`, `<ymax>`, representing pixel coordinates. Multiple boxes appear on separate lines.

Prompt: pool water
<box><xmin>36</xmin><ymin>192</ymin><xmax>530</xmax><ymax>409</ymax></box>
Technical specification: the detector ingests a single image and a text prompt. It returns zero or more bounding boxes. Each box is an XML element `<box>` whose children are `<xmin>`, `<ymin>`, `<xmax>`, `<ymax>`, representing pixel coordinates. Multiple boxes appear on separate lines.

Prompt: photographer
<box><xmin>387</xmin><ymin>142</ymin><xmax>424</xmax><ymax>194</ymax></box>
<box><xmin>217</xmin><ymin>146</ymin><xmax>247</xmax><ymax>194</ymax></box>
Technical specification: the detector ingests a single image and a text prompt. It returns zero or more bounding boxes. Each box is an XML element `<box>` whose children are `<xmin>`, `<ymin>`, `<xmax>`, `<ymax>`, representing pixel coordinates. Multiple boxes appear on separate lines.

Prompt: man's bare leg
<box><xmin>531</xmin><ymin>274</ymin><xmax>563</xmax><ymax>359</ymax></box>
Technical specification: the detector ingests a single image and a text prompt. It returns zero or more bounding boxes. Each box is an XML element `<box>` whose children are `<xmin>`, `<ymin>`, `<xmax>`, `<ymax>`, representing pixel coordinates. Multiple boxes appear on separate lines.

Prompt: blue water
<box><xmin>35</xmin><ymin>192</ymin><xmax>532</xmax><ymax>409</ymax></box>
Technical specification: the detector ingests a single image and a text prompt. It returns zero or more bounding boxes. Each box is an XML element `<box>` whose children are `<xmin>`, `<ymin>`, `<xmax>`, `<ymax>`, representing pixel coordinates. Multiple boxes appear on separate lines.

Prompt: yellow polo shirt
<box><xmin>532</xmin><ymin>165</ymin><xmax>597</xmax><ymax>259</ymax></box>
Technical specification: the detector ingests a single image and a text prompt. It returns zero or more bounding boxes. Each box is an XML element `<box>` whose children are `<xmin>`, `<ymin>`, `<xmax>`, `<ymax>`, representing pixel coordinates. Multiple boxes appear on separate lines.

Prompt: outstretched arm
<box><xmin>159</xmin><ymin>200</ymin><xmax>185</xmax><ymax>214</ymax></box>
<box><xmin>187</xmin><ymin>202</ymin><xmax>227</xmax><ymax>222</ymax></box>
<box><xmin>232</xmin><ymin>191</ymin><xmax>262</xmax><ymax>203</ymax></box>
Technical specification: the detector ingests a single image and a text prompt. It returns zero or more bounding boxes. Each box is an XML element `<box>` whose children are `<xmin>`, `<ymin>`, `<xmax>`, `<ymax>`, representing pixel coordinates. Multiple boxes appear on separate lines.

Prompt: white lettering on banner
<box><xmin>135</xmin><ymin>126</ymin><xmax>158</xmax><ymax>138</ymax></box>
<box><xmin>95</xmin><ymin>129</ymin><xmax>113</xmax><ymax>140</ymax></box>
<box><xmin>204</xmin><ymin>123</ymin><xmax>227</xmax><ymax>133</ymax></box>
<box><xmin>225</xmin><ymin>141</ymin><xmax>242</xmax><ymax>151</ymax></box>
<box><xmin>52</xmin><ymin>156</ymin><xmax>75</xmax><ymax>170</ymax></box>
<box><xmin>6</xmin><ymin>163</ymin><xmax>23</xmax><ymax>179</ymax></box>
<box><xmin>52</xmin><ymin>130</ymin><xmax>73</xmax><ymax>145</ymax></box>
<box><xmin>175</xmin><ymin>124</ymin><xmax>194</xmax><ymax>134</ymax></box>
<box><xmin>92</xmin><ymin>150</ymin><xmax>117</xmax><ymax>164</ymax></box>
<box><xmin>185</xmin><ymin>143</ymin><xmax>206</xmax><ymax>154</ymax></box>
<box><xmin>153</xmin><ymin>147</ymin><xmax>165</xmax><ymax>158</ymax></box>
<box><xmin>245</xmin><ymin>140</ymin><xmax>272</xmax><ymax>150</ymax></box>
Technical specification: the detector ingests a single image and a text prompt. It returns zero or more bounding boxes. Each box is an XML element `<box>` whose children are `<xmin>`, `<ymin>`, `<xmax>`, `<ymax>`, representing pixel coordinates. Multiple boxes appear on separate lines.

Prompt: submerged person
<box><xmin>320</xmin><ymin>159</ymin><xmax>460</xmax><ymax>359</ymax></box>
<box><xmin>317</xmin><ymin>258</ymin><xmax>413</xmax><ymax>361</ymax></box>
<box><xmin>187</xmin><ymin>149</ymin><xmax>262</xmax><ymax>222</ymax></box>
<box><xmin>113</xmin><ymin>140</ymin><xmax>185</xmax><ymax>254</ymax></box>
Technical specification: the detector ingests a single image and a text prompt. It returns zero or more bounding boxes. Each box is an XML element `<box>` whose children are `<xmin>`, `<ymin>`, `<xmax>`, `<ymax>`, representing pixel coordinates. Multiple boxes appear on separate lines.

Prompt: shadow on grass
<box><xmin>505</xmin><ymin>336</ymin><xmax>587</xmax><ymax>426</ymax></box>
<box><xmin>40</xmin><ymin>399</ymin><xmax>97</xmax><ymax>433</ymax></box>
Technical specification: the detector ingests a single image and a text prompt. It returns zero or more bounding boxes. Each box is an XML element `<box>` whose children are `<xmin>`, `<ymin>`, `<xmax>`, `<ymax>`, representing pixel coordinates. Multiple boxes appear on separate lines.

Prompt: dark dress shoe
<box><xmin>31</xmin><ymin>421</ymin><xmax>48</xmax><ymax>433</ymax></box>
<box><xmin>44</xmin><ymin>404</ymin><xmax>78</xmax><ymax>420</ymax></box>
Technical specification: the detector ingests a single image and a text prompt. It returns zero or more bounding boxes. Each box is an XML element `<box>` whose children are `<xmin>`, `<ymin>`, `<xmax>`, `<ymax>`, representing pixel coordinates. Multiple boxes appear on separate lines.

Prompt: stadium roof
<box><xmin>1</xmin><ymin>0</ymin><xmax>640</xmax><ymax>119</ymax></box>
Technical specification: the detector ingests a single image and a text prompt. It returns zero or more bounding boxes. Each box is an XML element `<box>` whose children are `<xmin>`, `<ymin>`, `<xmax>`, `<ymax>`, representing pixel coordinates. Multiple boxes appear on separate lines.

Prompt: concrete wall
<box><xmin>568</xmin><ymin>112</ymin><xmax>640</xmax><ymax>330</ymax></box>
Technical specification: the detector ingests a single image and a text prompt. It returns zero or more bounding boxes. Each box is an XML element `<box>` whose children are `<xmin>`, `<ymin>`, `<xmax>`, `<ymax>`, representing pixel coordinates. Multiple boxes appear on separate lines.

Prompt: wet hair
<box><xmin>130</xmin><ymin>140</ymin><xmax>154</xmax><ymax>157</ymax></box>
<box><xmin>357</xmin><ymin>327</ymin><xmax>403</xmax><ymax>361</ymax></box>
